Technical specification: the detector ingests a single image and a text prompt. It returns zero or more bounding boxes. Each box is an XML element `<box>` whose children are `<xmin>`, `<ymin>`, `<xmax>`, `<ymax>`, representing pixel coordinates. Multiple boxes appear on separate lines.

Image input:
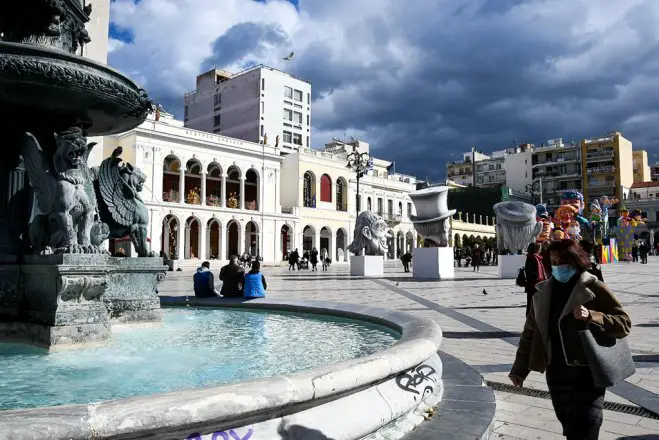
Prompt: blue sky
<box><xmin>107</xmin><ymin>0</ymin><xmax>659</xmax><ymax>181</ymax></box>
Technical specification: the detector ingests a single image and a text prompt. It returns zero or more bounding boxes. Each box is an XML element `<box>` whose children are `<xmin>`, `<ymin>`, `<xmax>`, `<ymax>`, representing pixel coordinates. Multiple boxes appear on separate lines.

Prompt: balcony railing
<box><xmin>588</xmin><ymin>180</ymin><xmax>615</xmax><ymax>188</ymax></box>
<box><xmin>587</xmin><ymin>166</ymin><xmax>616</xmax><ymax>174</ymax></box>
<box><xmin>380</xmin><ymin>212</ymin><xmax>402</xmax><ymax>227</ymax></box>
<box><xmin>281</xmin><ymin>207</ymin><xmax>294</xmax><ymax>214</ymax></box>
<box><xmin>586</xmin><ymin>150</ymin><xmax>614</xmax><ymax>159</ymax></box>
<box><xmin>245</xmin><ymin>200</ymin><xmax>258</xmax><ymax>211</ymax></box>
<box><xmin>206</xmin><ymin>195</ymin><xmax>222</xmax><ymax>207</ymax></box>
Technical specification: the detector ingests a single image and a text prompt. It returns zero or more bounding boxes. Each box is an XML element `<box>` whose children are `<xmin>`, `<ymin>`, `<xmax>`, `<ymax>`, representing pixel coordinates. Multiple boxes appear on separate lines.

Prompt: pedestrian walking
<box><xmin>523</xmin><ymin>243</ymin><xmax>547</xmax><ymax>316</ymax></box>
<box><xmin>288</xmin><ymin>248</ymin><xmax>299</xmax><ymax>271</ymax></box>
<box><xmin>471</xmin><ymin>244</ymin><xmax>484</xmax><ymax>272</ymax></box>
<box><xmin>310</xmin><ymin>247</ymin><xmax>319</xmax><ymax>272</ymax></box>
<box><xmin>510</xmin><ymin>239</ymin><xmax>631</xmax><ymax>440</ymax></box>
<box><xmin>401</xmin><ymin>252</ymin><xmax>412</xmax><ymax>273</ymax></box>
<box><xmin>320</xmin><ymin>248</ymin><xmax>329</xmax><ymax>271</ymax></box>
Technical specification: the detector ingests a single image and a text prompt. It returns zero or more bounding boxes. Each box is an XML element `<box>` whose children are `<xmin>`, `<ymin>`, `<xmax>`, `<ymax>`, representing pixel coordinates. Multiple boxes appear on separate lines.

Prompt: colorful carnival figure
<box><xmin>589</xmin><ymin>199</ymin><xmax>604</xmax><ymax>241</ymax></box>
<box><xmin>567</xmin><ymin>220</ymin><xmax>581</xmax><ymax>241</ymax></box>
<box><xmin>561</xmin><ymin>190</ymin><xmax>590</xmax><ymax>231</ymax></box>
<box><xmin>535</xmin><ymin>204</ymin><xmax>552</xmax><ymax>243</ymax></box>
<box><xmin>600</xmin><ymin>195</ymin><xmax>619</xmax><ymax>235</ymax></box>
<box><xmin>554</xmin><ymin>204</ymin><xmax>577</xmax><ymax>232</ymax></box>
<box><xmin>616</xmin><ymin>207</ymin><xmax>634</xmax><ymax>262</ymax></box>
<box><xmin>630</xmin><ymin>209</ymin><xmax>647</xmax><ymax>227</ymax></box>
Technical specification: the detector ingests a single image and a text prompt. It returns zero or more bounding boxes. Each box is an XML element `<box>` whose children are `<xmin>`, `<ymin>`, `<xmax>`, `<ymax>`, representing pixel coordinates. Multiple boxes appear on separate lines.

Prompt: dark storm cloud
<box><xmin>203</xmin><ymin>22</ymin><xmax>289</xmax><ymax>71</ymax></box>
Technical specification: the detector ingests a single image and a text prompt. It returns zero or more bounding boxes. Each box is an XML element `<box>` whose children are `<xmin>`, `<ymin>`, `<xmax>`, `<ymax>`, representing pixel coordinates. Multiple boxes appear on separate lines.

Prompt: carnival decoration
<box><xmin>616</xmin><ymin>207</ymin><xmax>634</xmax><ymax>261</ymax></box>
<box><xmin>599</xmin><ymin>195</ymin><xmax>619</xmax><ymax>237</ymax></box>
<box><xmin>560</xmin><ymin>190</ymin><xmax>590</xmax><ymax>229</ymax></box>
<box><xmin>551</xmin><ymin>229</ymin><xmax>566</xmax><ymax>240</ymax></box>
<box><xmin>599</xmin><ymin>238</ymin><xmax>619</xmax><ymax>264</ymax></box>
<box><xmin>535</xmin><ymin>204</ymin><xmax>552</xmax><ymax>243</ymax></box>
<box><xmin>554</xmin><ymin>204</ymin><xmax>578</xmax><ymax>238</ymax></box>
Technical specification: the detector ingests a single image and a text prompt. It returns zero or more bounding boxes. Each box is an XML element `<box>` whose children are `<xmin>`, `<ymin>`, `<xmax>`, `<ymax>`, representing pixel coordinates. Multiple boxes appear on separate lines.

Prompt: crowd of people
<box><xmin>284</xmin><ymin>248</ymin><xmax>332</xmax><ymax>272</ymax></box>
<box><xmin>454</xmin><ymin>245</ymin><xmax>498</xmax><ymax>269</ymax></box>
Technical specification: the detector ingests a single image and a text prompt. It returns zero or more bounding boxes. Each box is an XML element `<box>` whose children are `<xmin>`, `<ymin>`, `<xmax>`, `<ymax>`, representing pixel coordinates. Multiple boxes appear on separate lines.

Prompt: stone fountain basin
<box><xmin>0</xmin><ymin>298</ymin><xmax>444</xmax><ymax>440</ymax></box>
<box><xmin>0</xmin><ymin>42</ymin><xmax>150</xmax><ymax>136</ymax></box>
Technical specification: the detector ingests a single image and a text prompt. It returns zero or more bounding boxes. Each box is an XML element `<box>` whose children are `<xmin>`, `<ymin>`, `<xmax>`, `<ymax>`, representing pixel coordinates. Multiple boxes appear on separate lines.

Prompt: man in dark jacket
<box><xmin>219</xmin><ymin>255</ymin><xmax>245</xmax><ymax>297</ymax></box>
<box><xmin>289</xmin><ymin>249</ymin><xmax>299</xmax><ymax>270</ymax></box>
<box><xmin>472</xmin><ymin>244</ymin><xmax>484</xmax><ymax>271</ymax></box>
<box><xmin>193</xmin><ymin>261</ymin><xmax>220</xmax><ymax>298</ymax></box>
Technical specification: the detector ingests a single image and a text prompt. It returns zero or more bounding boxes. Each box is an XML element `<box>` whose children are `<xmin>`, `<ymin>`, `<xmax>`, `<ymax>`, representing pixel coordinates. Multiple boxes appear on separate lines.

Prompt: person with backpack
<box><xmin>522</xmin><ymin>243</ymin><xmax>547</xmax><ymax>316</ymax></box>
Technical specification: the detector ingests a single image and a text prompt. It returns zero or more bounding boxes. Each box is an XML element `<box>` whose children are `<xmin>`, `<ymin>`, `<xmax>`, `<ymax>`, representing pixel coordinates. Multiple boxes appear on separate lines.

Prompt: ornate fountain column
<box><xmin>0</xmin><ymin>0</ymin><xmax>162</xmax><ymax>345</ymax></box>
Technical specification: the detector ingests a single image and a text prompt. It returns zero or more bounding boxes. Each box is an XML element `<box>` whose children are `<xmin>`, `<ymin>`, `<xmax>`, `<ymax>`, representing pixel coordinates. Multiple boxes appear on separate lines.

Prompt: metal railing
<box><xmin>587</xmin><ymin>166</ymin><xmax>616</xmax><ymax>174</ymax></box>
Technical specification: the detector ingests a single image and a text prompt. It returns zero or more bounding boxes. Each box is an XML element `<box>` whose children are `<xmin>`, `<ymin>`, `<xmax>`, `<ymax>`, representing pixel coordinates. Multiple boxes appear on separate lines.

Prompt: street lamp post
<box><xmin>346</xmin><ymin>147</ymin><xmax>372</xmax><ymax>219</ymax></box>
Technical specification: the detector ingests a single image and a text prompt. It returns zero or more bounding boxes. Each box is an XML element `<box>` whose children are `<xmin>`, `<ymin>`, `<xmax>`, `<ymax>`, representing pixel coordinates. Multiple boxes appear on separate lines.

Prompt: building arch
<box><xmin>161</xmin><ymin>214</ymin><xmax>180</xmax><ymax>259</ymax></box>
<box><xmin>162</xmin><ymin>155</ymin><xmax>181</xmax><ymax>203</ymax></box>
<box><xmin>320</xmin><ymin>174</ymin><xmax>332</xmax><ymax>203</ymax></box>
<box><xmin>184</xmin><ymin>159</ymin><xmax>203</xmax><ymax>205</ymax></box>
<box><xmin>206</xmin><ymin>218</ymin><xmax>221</xmax><ymax>260</ymax></box>
<box><xmin>406</xmin><ymin>230</ymin><xmax>414</xmax><ymax>252</ymax></box>
<box><xmin>303</xmin><ymin>225</ymin><xmax>316</xmax><ymax>251</ymax></box>
<box><xmin>367</xmin><ymin>196</ymin><xmax>372</xmax><ymax>211</ymax></box>
<box><xmin>226</xmin><ymin>220</ymin><xmax>241</xmax><ymax>257</ymax></box>
<box><xmin>303</xmin><ymin>171</ymin><xmax>316</xmax><ymax>208</ymax></box>
<box><xmin>336</xmin><ymin>177</ymin><xmax>348</xmax><ymax>211</ymax></box>
<box><xmin>206</xmin><ymin>162</ymin><xmax>223</xmax><ymax>206</ymax></box>
<box><xmin>454</xmin><ymin>233</ymin><xmax>461</xmax><ymax>248</ymax></box>
<box><xmin>226</xmin><ymin>165</ymin><xmax>242</xmax><ymax>209</ymax></box>
<box><xmin>397</xmin><ymin>230</ymin><xmax>405</xmax><ymax>257</ymax></box>
<box><xmin>320</xmin><ymin>226</ymin><xmax>332</xmax><ymax>255</ymax></box>
<box><xmin>184</xmin><ymin>216</ymin><xmax>202</xmax><ymax>259</ymax></box>
<box><xmin>280</xmin><ymin>224</ymin><xmax>294</xmax><ymax>259</ymax></box>
<box><xmin>336</xmin><ymin>228</ymin><xmax>348</xmax><ymax>262</ymax></box>
<box><xmin>244</xmin><ymin>221</ymin><xmax>260</xmax><ymax>256</ymax></box>
<box><xmin>398</xmin><ymin>201</ymin><xmax>403</xmax><ymax>216</ymax></box>
<box><xmin>245</xmin><ymin>168</ymin><xmax>259</xmax><ymax>211</ymax></box>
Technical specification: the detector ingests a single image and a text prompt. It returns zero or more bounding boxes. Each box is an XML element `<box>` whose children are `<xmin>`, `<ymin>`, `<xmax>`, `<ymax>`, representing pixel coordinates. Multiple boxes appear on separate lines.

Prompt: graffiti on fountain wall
<box><xmin>395</xmin><ymin>363</ymin><xmax>438</xmax><ymax>401</ymax></box>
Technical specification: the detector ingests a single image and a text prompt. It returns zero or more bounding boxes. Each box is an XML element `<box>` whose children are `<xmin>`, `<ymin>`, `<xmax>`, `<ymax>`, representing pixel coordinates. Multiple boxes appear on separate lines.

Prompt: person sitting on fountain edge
<box><xmin>219</xmin><ymin>255</ymin><xmax>245</xmax><ymax>297</ymax></box>
<box><xmin>244</xmin><ymin>260</ymin><xmax>267</xmax><ymax>299</ymax></box>
<box><xmin>193</xmin><ymin>261</ymin><xmax>220</xmax><ymax>298</ymax></box>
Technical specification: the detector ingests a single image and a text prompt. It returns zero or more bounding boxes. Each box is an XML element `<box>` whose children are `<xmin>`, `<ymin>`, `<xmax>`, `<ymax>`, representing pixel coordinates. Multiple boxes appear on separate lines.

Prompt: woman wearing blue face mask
<box><xmin>509</xmin><ymin>239</ymin><xmax>631</xmax><ymax>440</ymax></box>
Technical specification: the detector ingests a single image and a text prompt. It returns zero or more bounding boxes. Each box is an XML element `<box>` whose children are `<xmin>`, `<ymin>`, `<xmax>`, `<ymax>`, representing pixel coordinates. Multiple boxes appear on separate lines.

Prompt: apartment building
<box><xmin>652</xmin><ymin>163</ymin><xmax>659</xmax><ymax>181</ymax></box>
<box><xmin>184</xmin><ymin>65</ymin><xmax>312</xmax><ymax>153</ymax></box>
<box><xmin>581</xmin><ymin>132</ymin><xmax>634</xmax><ymax>206</ymax></box>
<box><xmin>504</xmin><ymin>144</ymin><xmax>533</xmax><ymax>195</ymax></box>
<box><xmin>475</xmin><ymin>153</ymin><xmax>506</xmax><ymax>188</ymax></box>
<box><xmin>632</xmin><ymin>150</ymin><xmax>651</xmax><ymax>183</ymax></box>
<box><xmin>446</xmin><ymin>149</ymin><xmax>490</xmax><ymax>186</ymax></box>
<box><xmin>530</xmin><ymin>138</ymin><xmax>582</xmax><ymax>208</ymax></box>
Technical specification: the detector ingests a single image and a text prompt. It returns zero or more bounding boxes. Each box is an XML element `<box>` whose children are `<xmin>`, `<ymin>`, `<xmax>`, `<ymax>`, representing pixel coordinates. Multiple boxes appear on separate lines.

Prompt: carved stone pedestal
<box><xmin>104</xmin><ymin>257</ymin><xmax>167</xmax><ymax>323</ymax></box>
<box><xmin>0</xmin><ymin>254</ymin><xmax>112</xmax><ymax>348</ymax></box>
<box><xmin>350</xmin><ymin>255</ymin><xmax>384</xmax><ymax>277</ymax></box>
<box><xmin>413</xmin><ymin>247</ymin><xmax>455</xmax><ymax>280</ymax></box>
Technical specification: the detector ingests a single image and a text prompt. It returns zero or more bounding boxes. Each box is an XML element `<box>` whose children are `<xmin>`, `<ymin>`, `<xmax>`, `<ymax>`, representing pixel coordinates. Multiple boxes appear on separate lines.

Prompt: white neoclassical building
<box><xmin>102</xmin><ymin>113</ymin><xmax>420</xmax><ymax>266</ymax></box>
<box><xmin>281</xmin><ymin>139</ymin><xmax>419</xmax><ymax>263</ymax></box>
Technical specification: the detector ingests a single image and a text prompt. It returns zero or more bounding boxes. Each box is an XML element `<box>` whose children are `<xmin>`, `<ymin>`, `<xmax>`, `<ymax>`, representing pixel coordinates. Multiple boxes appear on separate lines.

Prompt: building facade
<box><xmin>184</xmin><ymin>66</ymin><xmax>312</xmax><ymax>153</ymax></box>
<box><xmin>281</xmin><ymin>140</ymin><xmax>419</xmax><ymax>262</ymax></box>
<box><xmin>531</xmin><ymin>138</ymin><xmax>582</xmax><ymax>209</ymax></box>
<box><xmin>581</xmin><ymin>132</ymin><xmax>634</xmax><ymax>206</ymax></box>
<box><xmin>504</xmin><ymin>144</ymin><xmax>533</xmax><ymax>195</ymax></box>
<box><xmin>632</xmin><ymin>150</ymin><xmax>651</xmax><ymax>183</ymax></box>
<box><xmin>103</xmin><ymin>114</ymin><xmax>421</xmax><ymax>265</ymax></box>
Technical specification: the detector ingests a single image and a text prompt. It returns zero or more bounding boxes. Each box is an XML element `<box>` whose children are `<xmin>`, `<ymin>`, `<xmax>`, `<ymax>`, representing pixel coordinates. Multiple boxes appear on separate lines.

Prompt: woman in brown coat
<box><xmin>509</xmin><ymin>239</ymin><xmax>631</xmax><ymax>439</ymax></box>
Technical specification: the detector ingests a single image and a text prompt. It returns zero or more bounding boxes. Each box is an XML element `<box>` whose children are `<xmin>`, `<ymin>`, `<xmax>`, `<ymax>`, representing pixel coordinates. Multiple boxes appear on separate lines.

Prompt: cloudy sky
<box><xmin>108</xmin><ymin>0</ymin><xmax>659</xmax><ymax>181</ymax></box>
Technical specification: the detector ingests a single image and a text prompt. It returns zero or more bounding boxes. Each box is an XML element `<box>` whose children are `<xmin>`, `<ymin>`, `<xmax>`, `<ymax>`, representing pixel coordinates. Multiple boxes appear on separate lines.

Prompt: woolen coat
<box><xmin>510</xmin><ymin>271</ymin><xmax>631</xmax><ymax>379</ymax></box>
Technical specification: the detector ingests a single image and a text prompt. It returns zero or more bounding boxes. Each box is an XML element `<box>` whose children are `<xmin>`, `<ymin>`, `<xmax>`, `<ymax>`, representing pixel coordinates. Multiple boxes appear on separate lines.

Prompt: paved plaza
<box><xmin>159</xmin><ymin>258</ymin><xmax>659</xmax><ymax>439</ymax></box>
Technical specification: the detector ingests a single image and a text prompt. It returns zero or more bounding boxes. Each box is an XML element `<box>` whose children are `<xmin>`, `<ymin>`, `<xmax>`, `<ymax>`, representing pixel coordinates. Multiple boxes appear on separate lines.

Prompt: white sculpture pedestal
<box><xmin>413</xmin><ymin>247</ymin><xmax>455</xmax><ymax>280</ymax></box>
<box><xmin>350</xmin><ymin>255</ymin><xmax>384</xmax><ymax>277</ymax></box>
<box><xmin>498</xmin><ymin>254</ymin><xmax>527</xmax><ymax>279</ymax></box>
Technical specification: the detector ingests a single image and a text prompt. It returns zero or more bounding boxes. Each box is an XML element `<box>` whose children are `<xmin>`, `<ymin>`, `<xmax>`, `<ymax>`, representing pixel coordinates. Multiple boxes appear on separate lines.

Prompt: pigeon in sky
<box><xmin>483</xmin><ymin>289</ymin><xmax>488</xmax><ymax>296</ymax></box>
<box><xmin>283</xmin><ymin>51</ymin><xmax>294</xmax><ymax>61</ymax></box>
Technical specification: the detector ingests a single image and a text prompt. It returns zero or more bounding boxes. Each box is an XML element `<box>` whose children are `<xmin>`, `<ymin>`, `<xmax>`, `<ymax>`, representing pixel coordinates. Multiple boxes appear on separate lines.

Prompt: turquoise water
<box><xmin>0</xmin><ymin>308</ymin><xmax>397</xmax><ymax>411</ymax></box>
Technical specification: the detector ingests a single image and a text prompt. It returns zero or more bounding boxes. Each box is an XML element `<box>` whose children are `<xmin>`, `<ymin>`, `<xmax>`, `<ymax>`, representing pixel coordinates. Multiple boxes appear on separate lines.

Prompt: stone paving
<box><xmin>159</xmin><ymin>258</ymin><xmax>659</xmax><ymax>439</ymax></box>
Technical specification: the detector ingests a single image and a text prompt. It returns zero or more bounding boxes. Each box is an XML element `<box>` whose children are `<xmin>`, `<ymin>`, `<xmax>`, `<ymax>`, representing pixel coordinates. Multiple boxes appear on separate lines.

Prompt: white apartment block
<box><xmin>531</xmin><ymin>138</ymin><xmax>582</xmax><ymax>208</ymax></box>
<box><xmin>184</xmin><ymin>66</ymin><xmax>312</xmax><ymax>153</ymax></box>
<box><xmin>102</xmin><ymin>113</ymin><xmax>419</xmax><ymax>265</ymax></box>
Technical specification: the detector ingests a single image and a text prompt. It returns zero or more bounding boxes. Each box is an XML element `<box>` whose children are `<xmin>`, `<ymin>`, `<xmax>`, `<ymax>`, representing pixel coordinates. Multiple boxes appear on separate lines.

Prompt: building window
<box><xmin>407</xmin><ymin>203</ymin><xmax>412</xmax><ymax>217</ymax></box>
<box><xmin>261</xmin><ymin>78</ymin><xmax>265</xmax><ymax>90</ymax></box>
<box><xmin>306</xmin><ymin>114</ymin><xmax>310</xmax><ymax>125</ymax></box>
<box><xmin>261</xmin><ymin>102</ymin><xmax>264</xmax><ymax>113</ymax></box>
<box><xmin>320</xmin><ymin>174</ymin><xmax>332</xmax><ymax>203</ymax></box>
<box><xmin>214</xmin><ymin>93</ymin><xmax>221</xmax><ymax>106</ymax></box>
<box><xmin>306</xmin><ymin>136</ymin><xmax>309</xmax><ymax>147</ymax></box>
<box><xmin>303</xmin><ymin>172</ymin><xmax>316</xmax><ymax>208</ymax></box>
<box><xmin>357</xmin><ymin>195</ymin><xmax>361</xmax><ymax>212</ymax></box>
<box><xmin>398</xmin><ymin>201</ymin><xmax>403</xmax><ymax>215</ymax></box>
<box><xmin>377</xmin><ymin>198</ymin><xmax>383</xmax><ymax>215</ymax></box>
<box><xmin>184</xmin><ymin>105</ymin><xmax>188</xmax><ymax>119</ymax></box>
<box><xmin>367</xmin><ymin>197</ymin><xmax>372</xmax><ymax>211</ymax></box>
<box><xmin>214</xmin><ymin>114</ymin><xmax>221</xmax><ymax>127</ymax></box>
<box><xmin>284</xmin><ymin>108</ymin><xmax>292</xmax><ymax>121</ymax></box>
<box><xmin>283</xmin><ymin>131</ymin><xmax>292</xmax><ymax>143</ymax></box>
<box><xmin>260</xmin><ymin>125</ymin><xmax>264</xmax><ymax>137</ymax></box>
<box><xmin>373</xmin><ymin>170</ymin><xmax>379</xmax><ymax>177</ymax></box>
<box><xmin>387</xmin><ymin>199</ymin><xmax>393</xmax><ymax>214</ymax></box>
<box><xmin>284</xmin><ymin>86</ymin><xmax>292</xmax><ymax>99</ymax></box>
<box><xmin>336</xmin><ymin>179</ymin><xmax>347</xmax><ymax>211</ymax></box>
<box><xmin>292</xmin><ymin>133</ymin><xmax>302</xmax><ymax>146</ymax></box>
<box><xmin>293</xmin><ymin>111</ymin><xmax>302</xmax><ymax>124</ymax></box>
<box><xmin>307</xmin><ymin>93</ymin><xmax>310</xmax><ymax>104</ymax></box>
<box><xmin>293</xmin><ymin>89</ymin><xmax>303</xmax><ymax>101</ymax></box>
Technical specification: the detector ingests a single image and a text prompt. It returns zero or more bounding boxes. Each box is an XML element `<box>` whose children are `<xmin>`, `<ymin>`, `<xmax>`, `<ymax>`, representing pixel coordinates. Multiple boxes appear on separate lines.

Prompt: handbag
<box><xmin>515</xmin><ymin>267</ymin><xmax>526</xmax><ymax>287</ymax></box>
<box><xmin>578</xmin><ymin>324</ymin><xmax>635</xmax><ymax>388</ymax></box>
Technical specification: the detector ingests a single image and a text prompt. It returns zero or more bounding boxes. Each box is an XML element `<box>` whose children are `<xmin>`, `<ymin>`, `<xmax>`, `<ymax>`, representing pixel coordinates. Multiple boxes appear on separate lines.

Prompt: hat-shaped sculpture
<box><xmin>409</xmin><ymin>186</ymin><xmax>456</xmax><ymax>247</ymax></box>
<box><xmin>493</xmin><ymin>201</ymin><xmax>543</xmax><ymax>254</ymax></box>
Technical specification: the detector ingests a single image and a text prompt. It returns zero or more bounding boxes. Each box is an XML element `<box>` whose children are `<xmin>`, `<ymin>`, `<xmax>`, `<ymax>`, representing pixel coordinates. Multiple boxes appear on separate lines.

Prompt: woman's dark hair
<box><xmin>527</xmin><ymin>243</ymin><xmax>540</xmax><ymax>254</ymax></box>
<box><xmin>251</xmin><ymin>261</ymin><xmax>261</xmax><ymax>272</ymax></box>
<box><xmin>547</xmin><ymin>239</ymin><xmax>591</xmax><ymax>271</ymax></box>
<box><xmin>579</xmin><ymin>239</ymin><xmax>594</xmax><ymax>254</ymax></box>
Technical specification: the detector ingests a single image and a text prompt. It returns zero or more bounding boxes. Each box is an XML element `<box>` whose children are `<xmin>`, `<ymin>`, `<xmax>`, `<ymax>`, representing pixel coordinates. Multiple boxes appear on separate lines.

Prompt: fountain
<box><xmin>0</xmin><ymin>3</ymin><xmax>456</xmax><ymax>438</ymax></box>
<box><xmin>0</xmin><ymin>0</ymin><xmax>163</xmax><ymax>346</ymax></box>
